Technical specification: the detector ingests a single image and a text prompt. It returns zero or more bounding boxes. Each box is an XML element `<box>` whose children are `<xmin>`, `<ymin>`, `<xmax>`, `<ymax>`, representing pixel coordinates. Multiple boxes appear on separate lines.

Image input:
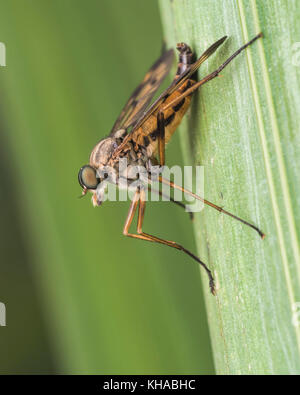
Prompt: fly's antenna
<box><xmin>78</xmin><ymin>188</ymin><xmax>88</xmax><ymax>199</ymax></box>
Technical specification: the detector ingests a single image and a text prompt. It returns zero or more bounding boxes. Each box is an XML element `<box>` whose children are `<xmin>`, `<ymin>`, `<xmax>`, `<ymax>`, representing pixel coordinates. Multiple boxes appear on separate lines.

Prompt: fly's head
<box><xmin>78</xmin><ymin>131</ymin><xmax>125</xmax><ymax>206</ymax></box>
<box><xmin>78</xmin><ymin>163</ymin><xmax>107</xmax><ymax>206</ymax></box>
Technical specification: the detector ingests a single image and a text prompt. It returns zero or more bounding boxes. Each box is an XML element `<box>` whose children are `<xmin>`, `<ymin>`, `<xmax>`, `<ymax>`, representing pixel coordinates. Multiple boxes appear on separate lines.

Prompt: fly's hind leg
<box><xmin>157</xmin><ymin>34</ymin><xmax>263</xmax><ymax>164</ymax></box>
<box><xmin>123</xmin><ymin>188</ymin><xmax>215</xmax><ymax>294</ymax></box>
<box><xmin>149</xmin><ymin>186</ymin><xmax>194</xmax><ymax>221</ymax></box>
<box><xmin>162</xmin><ymin>33</ymin><xmax>263</xmax><ymax>113</ymax></box>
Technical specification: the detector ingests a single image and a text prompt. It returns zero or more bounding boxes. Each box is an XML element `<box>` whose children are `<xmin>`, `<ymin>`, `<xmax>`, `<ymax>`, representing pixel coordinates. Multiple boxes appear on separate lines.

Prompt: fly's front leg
<box><xmin>159</xmin><ymin>176</ymin><xmax>265</xmax><ymax>238</ymax></box>
<box><xmin>124</xmin><ymin>188</ymin><xmax>215</xmax><ymax>295</ymax></box>
<box><xmin>123</xmin><ymin>189</ymin><xmax>163</xmax><ymax>243</ymax></box>
<box><xmin>123</xmin><ymin>189</ymin><xmax>140</xmax><ymax>236</ymax></box>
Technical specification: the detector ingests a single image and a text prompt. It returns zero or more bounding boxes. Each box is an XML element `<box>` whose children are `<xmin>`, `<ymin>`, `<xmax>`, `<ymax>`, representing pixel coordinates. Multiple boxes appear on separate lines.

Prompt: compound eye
<box><xmin>78</xmin><ymin>165</ymin><xmax>99</xmax><ymax>190</ymax></box>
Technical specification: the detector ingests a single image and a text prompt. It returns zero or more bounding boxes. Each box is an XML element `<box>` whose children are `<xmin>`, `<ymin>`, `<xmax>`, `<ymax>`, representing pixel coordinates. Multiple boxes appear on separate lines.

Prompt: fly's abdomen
<box><xmin>131</xmin><ymin>78</ymin><xmax>196</xmax><ymax>158</ymax></box>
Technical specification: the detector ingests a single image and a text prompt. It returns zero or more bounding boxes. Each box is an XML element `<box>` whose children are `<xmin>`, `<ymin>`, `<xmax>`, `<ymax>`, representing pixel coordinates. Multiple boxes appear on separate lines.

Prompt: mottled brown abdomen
<box><xmin>130</xmin><ymin>78</ymin><xmax>196</xmax><ymax>158</ymax></box>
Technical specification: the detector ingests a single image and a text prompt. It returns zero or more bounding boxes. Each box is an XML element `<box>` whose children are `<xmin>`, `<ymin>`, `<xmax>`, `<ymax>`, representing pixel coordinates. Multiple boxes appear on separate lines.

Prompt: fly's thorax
<box><xmin>89</xmin><ymin>129</ymin><xmax>126</xmax><ymax>168</ymax></box>
<box><xmin>110</xmin><ymin>139</ymin><xmax>153</xmax><ymax>184</ymax></box>
<box><xmin>88</xmin><ymin>129</ymin><xmax>127</xmax><ymax>195</ymax></box>
<box><xmin>88</xmin><ymin>131</ymin><xmax>152</xmax><ymax>192</ymax></box>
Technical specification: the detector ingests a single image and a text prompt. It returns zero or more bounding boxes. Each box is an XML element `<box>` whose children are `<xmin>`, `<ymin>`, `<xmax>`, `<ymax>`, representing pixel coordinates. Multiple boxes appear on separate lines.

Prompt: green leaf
<box><xmin>160</xmin><ymin>0</ymin><xmax>300</xmax><ymax>374</ymax></box>
<box><xmin>0</xmin><ymin>0</ymin><xmax>214</xmax><ymax>374</ymax></box>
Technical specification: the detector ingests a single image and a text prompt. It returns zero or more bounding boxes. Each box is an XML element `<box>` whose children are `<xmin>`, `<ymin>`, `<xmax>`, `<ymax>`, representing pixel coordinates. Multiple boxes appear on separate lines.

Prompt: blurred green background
<box><xmin>0</xmin><ymin>0</ymin><xmax>214</xmax><ymax>374</ymax></box>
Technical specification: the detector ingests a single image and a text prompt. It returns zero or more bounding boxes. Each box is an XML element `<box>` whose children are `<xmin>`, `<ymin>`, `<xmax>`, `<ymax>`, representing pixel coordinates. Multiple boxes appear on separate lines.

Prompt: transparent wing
<box><xmin>112</xmin><ymin>36</ymin><xmax>227</xmax><ymax>157</ymax></box>
<box><xmin>133</xmin><ymin>36</ymin><xmax>227</xmax><ymax>130</ymax></box>
<box><xmin>110</xmin><ymin>48</ymin><xmax>174</xmax><ymax>135</ymax></box>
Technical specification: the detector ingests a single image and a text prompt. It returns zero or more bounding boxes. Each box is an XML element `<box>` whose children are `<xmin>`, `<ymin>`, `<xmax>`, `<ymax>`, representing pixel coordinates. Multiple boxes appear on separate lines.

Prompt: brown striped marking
<box><xmin>172</xmin><ymin>98</ymin><xmax>185</xmax><ymax>112</ymax></box>
<box><xmin>143</xmin><ymin>136</ymin><xmax>150</xmax><ymax>147</ymax></box>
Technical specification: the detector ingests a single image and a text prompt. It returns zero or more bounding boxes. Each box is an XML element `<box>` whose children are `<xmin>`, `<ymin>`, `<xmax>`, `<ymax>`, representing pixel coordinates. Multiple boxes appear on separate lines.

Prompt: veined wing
<box><xmin>112</xmin><ymin>36</ymin><xmax>227</xmax><ymax>156</ymax></box>
<box><xmin>133</xmin><ymin>36</ymin><xmax>227</xmax><ymax>130</ymax></box>
<box><xmin>110</xmin><ymin>47</ymin><xmax>174</xmax><ymax>136</ymax></box>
